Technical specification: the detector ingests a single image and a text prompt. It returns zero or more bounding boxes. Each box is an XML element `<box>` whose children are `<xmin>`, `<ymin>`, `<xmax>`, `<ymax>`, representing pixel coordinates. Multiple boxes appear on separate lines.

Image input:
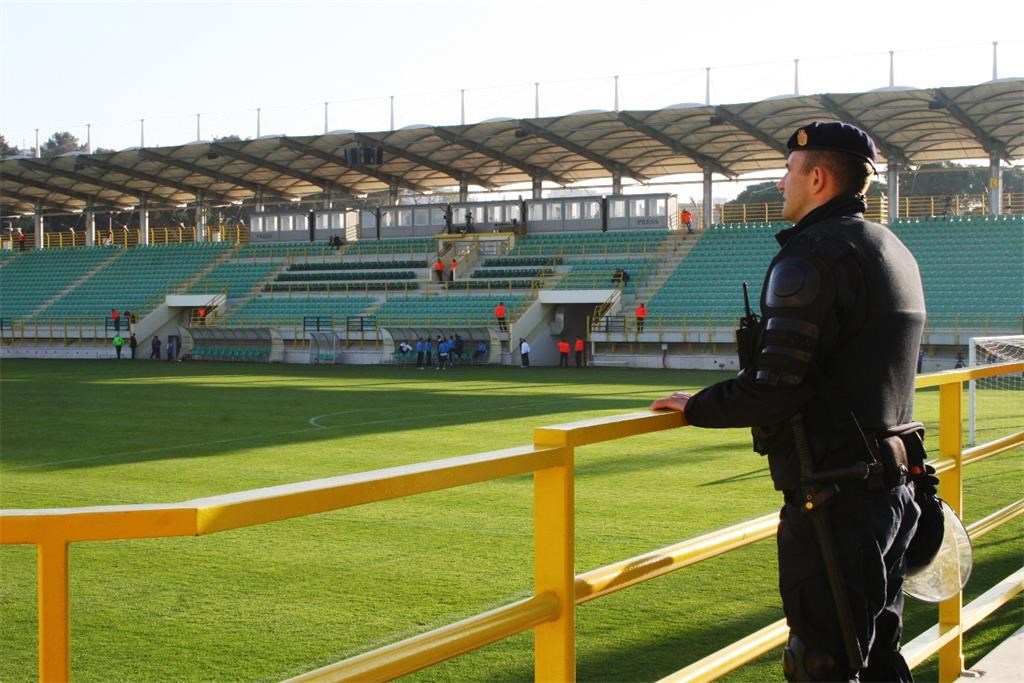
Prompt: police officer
<box><xmin>652</xmin><ymin>122</ymin><xmax>926</xmax><ymax>682</ymax></box>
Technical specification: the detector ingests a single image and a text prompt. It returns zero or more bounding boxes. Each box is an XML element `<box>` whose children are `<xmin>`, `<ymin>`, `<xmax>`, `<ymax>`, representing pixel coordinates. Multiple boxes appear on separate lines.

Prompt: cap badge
<box><xmin>796</xmin><ymin>129</ymin><xmax>809</xmax><ymax>146</ymax></box>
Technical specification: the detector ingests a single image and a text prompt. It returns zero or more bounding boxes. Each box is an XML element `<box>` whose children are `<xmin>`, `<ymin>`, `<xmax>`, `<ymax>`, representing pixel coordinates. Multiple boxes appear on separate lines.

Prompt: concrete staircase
<box><xmin>177</xmin><ymin>243</ymin><xmax>243</xmax><ymax>294</ymax></box>
<box><xmin>632</xmin><ymin>231</ymin><xmax>701</xmax><ymax>304</ymax></box>
<box><xmin>587</xmin><ymin>232</ymin><xmax>697</xmax><ymax>329</ymax></box>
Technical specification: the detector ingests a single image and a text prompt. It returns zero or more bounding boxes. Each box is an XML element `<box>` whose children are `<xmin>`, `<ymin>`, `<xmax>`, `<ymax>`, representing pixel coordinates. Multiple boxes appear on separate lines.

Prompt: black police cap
<box><xmin>786</xmin><ymin>121</ymin><xmax>877</xmax><ymax>168</ymax></box>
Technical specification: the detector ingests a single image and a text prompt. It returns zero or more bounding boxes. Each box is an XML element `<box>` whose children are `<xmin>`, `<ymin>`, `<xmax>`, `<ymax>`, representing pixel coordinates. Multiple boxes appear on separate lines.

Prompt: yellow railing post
<box><xmin>38</xmin><ymin>539</ymin><xmax>71</xmax><ymax>683</ymax></box>
<box><xmin>532</xmin><ymin>429</ymin><xmax>575</xmax><ymax>682</ymax></box>
<box><xmin>937</xmin><ymin>380</ymin><xmax>964</xmax><ymax>683</ymax></box>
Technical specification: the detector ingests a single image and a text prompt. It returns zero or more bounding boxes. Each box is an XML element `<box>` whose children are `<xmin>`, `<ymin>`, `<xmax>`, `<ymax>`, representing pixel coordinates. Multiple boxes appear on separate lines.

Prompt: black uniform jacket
<box><xmin>683</xmin><ymin>194</ymin><xmax>926</xmax><ymax>491</ymax></box>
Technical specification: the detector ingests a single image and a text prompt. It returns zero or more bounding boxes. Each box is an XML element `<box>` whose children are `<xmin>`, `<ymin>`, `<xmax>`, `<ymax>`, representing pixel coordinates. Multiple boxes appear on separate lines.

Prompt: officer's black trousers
<box><xmin>778</xmin><ymin>485</ymin><xmax>920</xmax><ymax>682</ymax></box>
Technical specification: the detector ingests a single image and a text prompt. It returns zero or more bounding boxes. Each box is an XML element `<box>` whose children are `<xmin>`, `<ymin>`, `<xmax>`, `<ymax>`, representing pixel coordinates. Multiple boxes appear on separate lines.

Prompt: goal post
<box><xmin>968</xmin><ymin>335</ymin><xmax>1024</xmax><ymax>446</ymax></box>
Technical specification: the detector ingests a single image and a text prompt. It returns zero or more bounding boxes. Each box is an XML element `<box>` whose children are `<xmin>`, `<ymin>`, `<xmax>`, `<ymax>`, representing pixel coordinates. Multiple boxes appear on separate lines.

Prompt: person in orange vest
<box><xmin>433</xmin><ymin>258</ymin><xmax>445</xmax><ymax>283</ymax></box>
<box><xmin>198</xmin><ymin>307</ymin><xmax>207</xmax><ymax>325</ymax></box>
<box><xmin>574</xmin><ymin>335</ymin><xmax>585</xmax><ymax>368</ymax></box>
<box><xmin>494</xmin><ymin>301</ymin><xmax>507</xmax><ymax>332</ymax></box>
<box><xmin>449</xmin><ymin>258</ymin><xmax>457</xmax><ymax>282</ymax></box>
<box><xmin>680</xmin><ymin>208</ymin><xmax>693</xmax><ymax>234</ymax></box>
<box><xmin>557</xmin><ymin>338</ymin><xmax>570</xmax><ymax>367</ymax></box>
<box><xmin>635</xmin><ymin>302</ymin><xmax>647</xmax><ymax>333</ymax></box>
<box><xmin>110</xmin><ymin>308</ymin><xmax>121</xmax><ymax>333</ymax></box>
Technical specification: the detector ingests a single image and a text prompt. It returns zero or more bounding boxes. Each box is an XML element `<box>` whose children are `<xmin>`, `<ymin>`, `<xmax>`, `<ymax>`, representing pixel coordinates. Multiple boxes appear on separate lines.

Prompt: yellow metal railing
<box><xmin>717</xmin><ymin>193</ymin><xmax>1023</xmax><ymax>223</ymax></box>
<box><xmin>718</xmin><ymin>196</ymin><xmax>888</xmax><ymax>224</ymax></box>
<box><xmin>1</xmin><ymin>363</ymin><xmax>1021</xmax><ymax>682</ymax></box>
<box><xmin>895</xmin><ymin>193</ymin><xmax>1024</xmax><ymax>218</ymax></box>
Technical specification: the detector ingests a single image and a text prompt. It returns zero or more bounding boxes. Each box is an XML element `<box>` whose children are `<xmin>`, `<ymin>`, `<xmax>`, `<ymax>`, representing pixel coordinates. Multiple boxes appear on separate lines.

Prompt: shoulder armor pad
<box><xmin>766</xmin><ymin>257</ymin><xmax>821</xmax><ymax>308</ymax></box>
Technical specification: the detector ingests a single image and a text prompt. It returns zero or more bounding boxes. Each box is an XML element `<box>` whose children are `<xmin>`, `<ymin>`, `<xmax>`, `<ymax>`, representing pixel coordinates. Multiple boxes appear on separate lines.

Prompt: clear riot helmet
<box><xmin>903</xmin><ymin>500</ymin><xmax>973</xmax><ymax>603</ymax></box>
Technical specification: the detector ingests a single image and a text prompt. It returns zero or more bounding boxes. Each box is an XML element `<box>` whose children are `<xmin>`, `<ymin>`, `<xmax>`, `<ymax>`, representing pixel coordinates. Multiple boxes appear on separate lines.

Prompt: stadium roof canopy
<box><xmin>2</xmin><ymin>79</ymin><xmax>1022</xmax><ymax>215</ymax></box>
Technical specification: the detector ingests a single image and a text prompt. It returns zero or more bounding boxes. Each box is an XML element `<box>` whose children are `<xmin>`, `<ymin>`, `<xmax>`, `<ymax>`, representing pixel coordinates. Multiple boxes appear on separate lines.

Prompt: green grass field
<box><xmin>1</xmin><ymin>359</ymin><xmax>1020</xmax><ymax>682</ymax></box>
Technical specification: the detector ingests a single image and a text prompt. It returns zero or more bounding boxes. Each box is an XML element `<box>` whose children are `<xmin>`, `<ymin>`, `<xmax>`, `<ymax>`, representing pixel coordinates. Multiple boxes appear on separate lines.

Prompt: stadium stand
<box><xmin>555</xmin><ymin>257</ymin><xmax>653</xmax><ymax>291</ymax></box>
<box><xmin>36</xmin><ymin>242</ymin><xmax>232</xmax><ymax>322</ymax></box>
<box><xmin>481</xmin><ymin>256</ymin><xmax>564</xmax><ymax>268</ymax></box>
<box><xmin>186</xmin><ymin>260</ymin><xmax>281</xmax><ymax>298</ymax></box>
<box><xmin>443</xmin><ymin>278</ymin><xmax>538</xmax><ymax>293</ymax></box>
<box><xmin>214</xmin><ymin>238</ymin><xmax>438</xmax><ymax>324</ymax></box>
<box><xmin>271</xmin><ymin>267</ymin><xmax>419</xmax><ymax>286</ymax></box>
<box><xmin>374</xmin><ymin>294</ymin><xmax>528</xmax><ymax>327</ymax></box>
<box><xmin>1</xmin><ymin>213</ymin><xmax>1019</xmax><ymax>359</ymax></box>
<box><xmin>222</xmin><ymin>295</ymin><xmax>377</xmax><ymax>326</ymax></box>
<box><xmin>508</xmin><ymin>230</ymin><xmax>669</xmax><ymax>257</ymax></box>
<box><xmin>340</xmin><ymin>237</ymin><xmax>435</xmax><ymax>259</ymax></box>
<box><xmin>235</xmin><ymin>241</ymin><xmax>338</xmax><ymax>260</ymax></box>
<box><xmin>234</xmin><ymin>238</ymin><xmax>427</xmax><ymax>266</ymax></box>
<box><xmin>0</xmin><ymin>246</ymin><xmax>121</xmax><ymax>320</ymax></box>
<box><xmin>0</xmin><ymin>249</ymin><xmax>19</xmax><ymax>267</ymax></box>
<box><xmin>890</xmin><ymin>215</ymin><xmax>1024</xmax><ymax>327</ymax></box>
<box><xmin>287</xmin><ymin>260</ymin><xmax>429</xmax><ymax>271</ymax></box>
<box><xmin>639</xmin><ymin>216</ymin><xmax>1023</xmax><ymax>330</ymax></box>
<box><xmin>644</xmin><ymin>223</ymin><xmax>782</xmax><ymax>325</ymax></box>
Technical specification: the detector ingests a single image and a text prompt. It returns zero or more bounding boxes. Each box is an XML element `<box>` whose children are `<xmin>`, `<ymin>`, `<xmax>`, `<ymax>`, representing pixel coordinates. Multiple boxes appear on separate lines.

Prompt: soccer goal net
<box><xmin>968</xmin><ymin>335</ymin><xmax>1024</xmax><ymax>446</ymax></box>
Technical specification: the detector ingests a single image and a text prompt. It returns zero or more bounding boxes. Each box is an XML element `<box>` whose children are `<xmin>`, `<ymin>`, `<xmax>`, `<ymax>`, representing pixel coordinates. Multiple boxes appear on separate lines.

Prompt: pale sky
<box><xmin>1</xmin><ymin>0</ymin><xmax>1022</xmax><ymax>168</ymax></box>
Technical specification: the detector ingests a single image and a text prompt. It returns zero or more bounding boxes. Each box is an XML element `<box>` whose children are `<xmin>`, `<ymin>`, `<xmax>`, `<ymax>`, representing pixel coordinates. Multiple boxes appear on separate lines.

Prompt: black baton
<box><xmin>790</xmin><ymin>413</ymin><xmax>862</xmax><ymax>672</ymax></box>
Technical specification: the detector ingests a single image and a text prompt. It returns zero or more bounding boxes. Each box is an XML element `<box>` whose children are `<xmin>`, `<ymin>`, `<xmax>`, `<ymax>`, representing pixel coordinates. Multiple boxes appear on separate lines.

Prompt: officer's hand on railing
<box><xmin>650</xmin><ymin>392</ymin><xmax>692</xmax><ymax>426</ymax></box>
